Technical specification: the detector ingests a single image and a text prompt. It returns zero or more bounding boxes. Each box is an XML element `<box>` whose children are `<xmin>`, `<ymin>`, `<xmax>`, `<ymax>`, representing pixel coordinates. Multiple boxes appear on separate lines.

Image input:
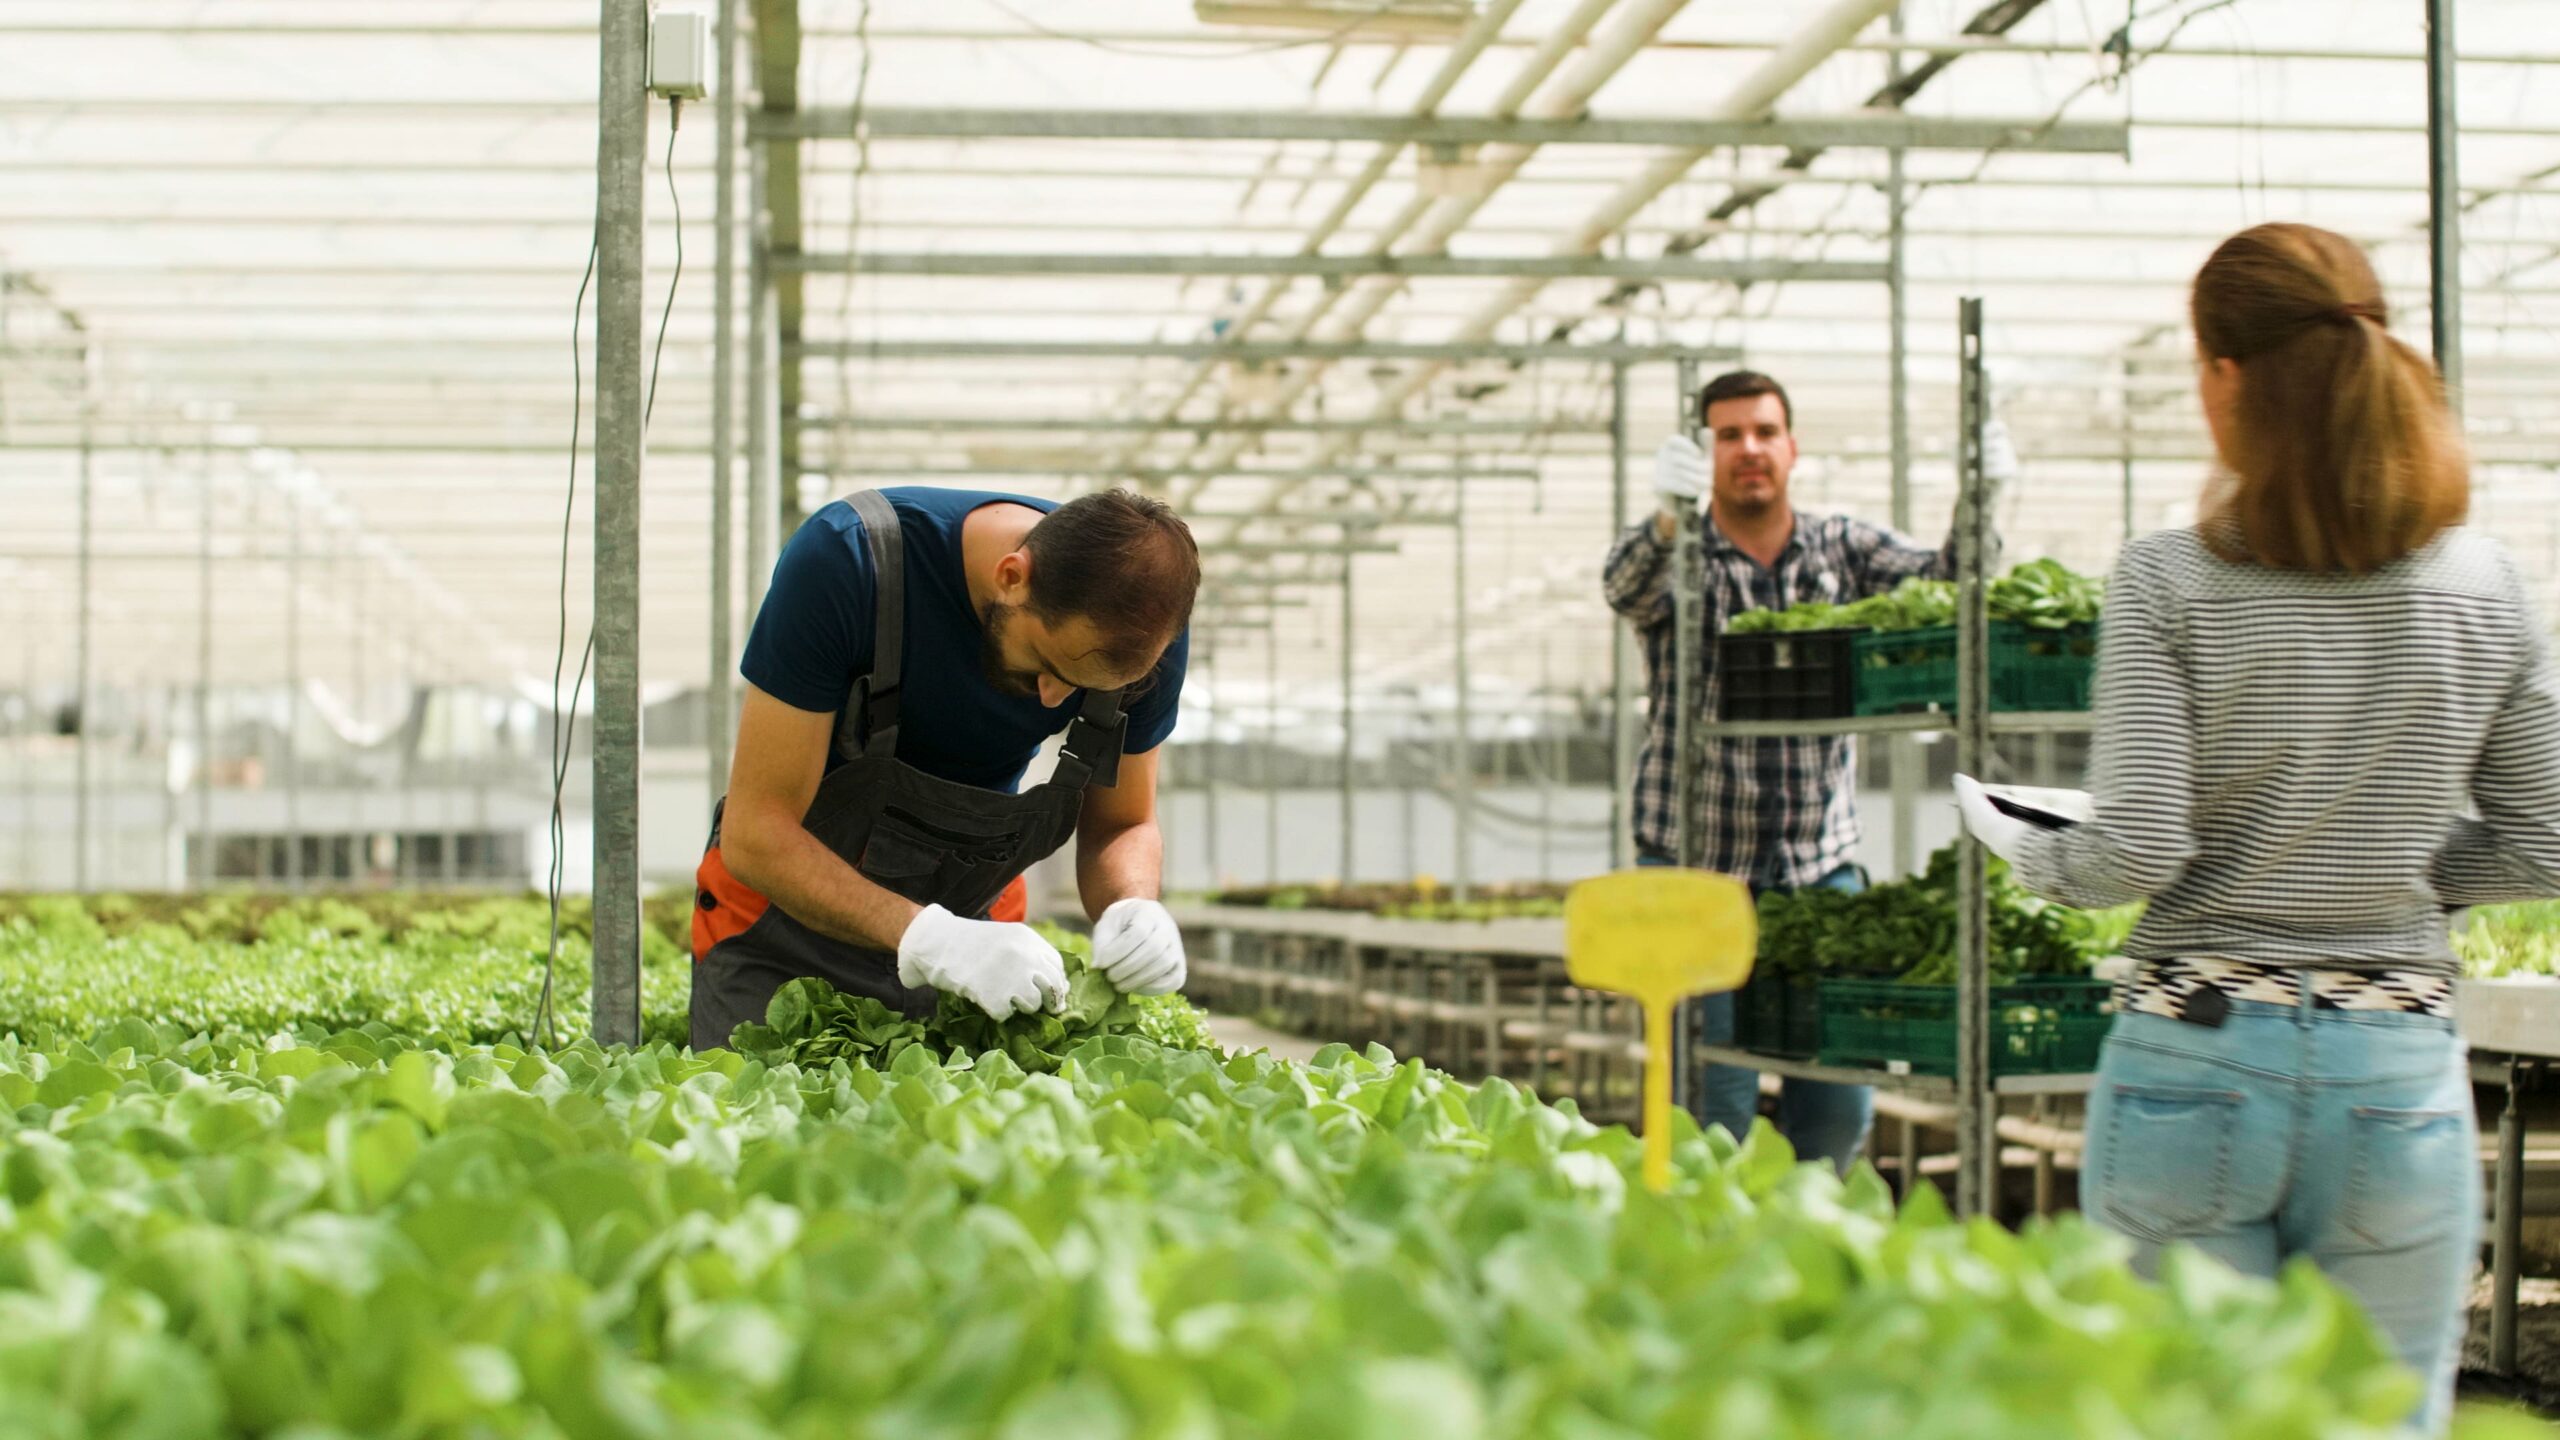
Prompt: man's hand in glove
<box><xmin>896</xmin><ymin>904</ymin><xmax>1070</xmax><ymax>1018</ymax></box>
<box><xmin>1092</xmin><ymin>898</ymin><xmax>1187</xmax><ymax>996</ymax></box>
<box><xmin>1649</xmin><ymin>435</ymin><xmax>1708</xmax><ymax>540</ymax></box>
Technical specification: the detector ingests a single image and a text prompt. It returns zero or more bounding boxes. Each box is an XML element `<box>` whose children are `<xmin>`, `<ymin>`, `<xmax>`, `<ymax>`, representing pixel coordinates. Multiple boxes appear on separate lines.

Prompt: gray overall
<box><xmin>688</xmin><ymin>490</ymin><xmax>1127</xmax><ymax>1050</ymax></box>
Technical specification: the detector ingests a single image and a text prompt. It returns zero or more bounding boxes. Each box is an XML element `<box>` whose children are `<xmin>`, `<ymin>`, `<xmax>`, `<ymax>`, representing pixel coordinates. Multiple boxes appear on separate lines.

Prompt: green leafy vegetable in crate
<box><xmin>1725</xmin><ymin>561</ymin><xmax>2103</xmax><ymax>637</ymax></box>
<box><xmin>1754</xmin><ymin>844</ymin><xmax>2129</xmax><ymax>985</ymax></box>
<box><xmin>1723</xmin><ymin>576</ymin><xmax>1958</xmax><ymax>635</ymax></box>
<box><xmin>1991</xmin><ymin>558</ymin><xmax>2106</xmax><ymax>630</ymax></box>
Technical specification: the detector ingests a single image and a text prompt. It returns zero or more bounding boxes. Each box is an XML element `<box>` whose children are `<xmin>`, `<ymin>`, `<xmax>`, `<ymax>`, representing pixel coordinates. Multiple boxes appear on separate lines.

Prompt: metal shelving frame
<box><xmin>1688</xmin><ymin>297</ymin><xmax>2095</xmax><ymax>1218</ymax></box>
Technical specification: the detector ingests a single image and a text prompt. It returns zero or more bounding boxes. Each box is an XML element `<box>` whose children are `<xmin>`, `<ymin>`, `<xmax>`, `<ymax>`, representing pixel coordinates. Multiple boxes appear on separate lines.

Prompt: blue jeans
<box><xmin>1637</xmin><ymin>854</ymin><xmax>1876</xmax><ymax>1175</ymax></box>
<box><xmin>2086</xmin><ymin>1002</ymin><xmax>2478</xmax><ymax>1436</ymax></box>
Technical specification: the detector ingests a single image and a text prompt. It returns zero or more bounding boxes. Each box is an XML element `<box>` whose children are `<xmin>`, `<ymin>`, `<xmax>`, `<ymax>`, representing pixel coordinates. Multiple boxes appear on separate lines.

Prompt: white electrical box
<box><xmin>649</xmin><ymin>7</ymin><xmax>712</xmax><ymax>101</ymax></box>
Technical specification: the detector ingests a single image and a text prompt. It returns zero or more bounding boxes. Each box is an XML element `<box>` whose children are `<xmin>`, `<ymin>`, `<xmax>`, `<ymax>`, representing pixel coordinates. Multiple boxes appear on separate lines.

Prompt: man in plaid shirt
<box><xmin>1602</xmin><ymin>369</ymin><xmax>2010</xmax><ymax>1172</ymax></box>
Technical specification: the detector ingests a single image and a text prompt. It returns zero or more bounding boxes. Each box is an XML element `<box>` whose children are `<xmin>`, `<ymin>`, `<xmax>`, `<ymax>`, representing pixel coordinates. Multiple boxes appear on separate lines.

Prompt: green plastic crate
<box><xmin>1851</xmin><ymin>622</ymin><xmax>2099</xmax><ymax>716</ymax></box>
<box><xmin>1816</xmin><ymin>976</ymin><xmax>2115</xmax><ymax>1077</ymax></box>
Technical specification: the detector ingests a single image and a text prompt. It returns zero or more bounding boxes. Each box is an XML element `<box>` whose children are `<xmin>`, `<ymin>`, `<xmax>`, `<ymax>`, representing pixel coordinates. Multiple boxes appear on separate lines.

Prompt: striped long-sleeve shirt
<box><xmin>1602</xmin><ymin>508</ymin><xmax>1972</xmax><ymax>886</ymax></box>
<box><xmin>2013</xmin><ymin>526</ymin><xmax>2560</xmax><ymax>974</ymax></box>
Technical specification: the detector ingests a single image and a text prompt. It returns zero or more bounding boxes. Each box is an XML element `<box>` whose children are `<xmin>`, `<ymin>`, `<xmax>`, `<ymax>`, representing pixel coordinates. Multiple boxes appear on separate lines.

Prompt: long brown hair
<box><xmin>2189</xmin><ymin>222</ymin><xmax>2467</xmax><ymax>572</ymax></box>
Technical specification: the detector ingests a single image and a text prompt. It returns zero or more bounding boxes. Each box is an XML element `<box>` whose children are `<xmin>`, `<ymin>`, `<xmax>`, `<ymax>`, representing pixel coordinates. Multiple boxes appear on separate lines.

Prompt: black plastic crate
<box><xmin>1715</xmin><ymin>628</ymin><xmax>1860</xmax><ymax>721</ymax></box>
<box><xmin>1727</xmin><ymin>971</ymin><xmax>1821</xmax><ymax>1060</ymax></box>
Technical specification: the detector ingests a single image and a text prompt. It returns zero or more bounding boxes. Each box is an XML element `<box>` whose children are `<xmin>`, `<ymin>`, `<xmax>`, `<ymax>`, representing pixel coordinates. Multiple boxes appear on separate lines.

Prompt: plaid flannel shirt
<box><xmin>1602</xmin><ymin>507</ymin><xmax>1981</xmax><ymax>887</ymax></box>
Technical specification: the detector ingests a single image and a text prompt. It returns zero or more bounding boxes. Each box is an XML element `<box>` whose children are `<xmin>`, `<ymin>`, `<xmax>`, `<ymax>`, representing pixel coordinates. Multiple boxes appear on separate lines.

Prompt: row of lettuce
<box><xmin>0</xmin><ymin>897</ymin><xmax>2510</xmax><ymax>1437</ymax></box>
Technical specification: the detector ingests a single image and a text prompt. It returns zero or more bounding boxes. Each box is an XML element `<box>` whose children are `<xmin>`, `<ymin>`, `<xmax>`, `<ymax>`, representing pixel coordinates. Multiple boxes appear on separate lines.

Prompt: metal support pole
<box><xmin>1338</xmin><ymin>561</ymin><xmax>1355</xmax><ymax>886</ymax></box>
<box><xmin>745</xmin><ymin>140</ymin><xmax>779</xmax><ymax>622</ymax></box>
<box><xmin>588</xmin><ymin>0</ymin><xmax>647</xmax><ymax>1047</ymax></box>
<box><xmin>1672</xmin><ymin>356</ymin><xmax>1703</xmax><ymax>870</ymax></box>
<box><xmin>2424</xmin><ymin>0</ymin><xmax>2462</xmax><ymax>408</ymax></box>
<box><xmin>1451</xmin><ymin>474</ymin><xmax>1473</xmax><ymax>902</ymax></box>
<box><xmin>195</xmin><ymin>438</ymin><xmax>215</xmax><ymax>888</ymax></box>
<box><xmin>73</xmin><ymin>376</ymin><xmax>93</xmax><ymax>892</ymax></box>
<box><xmin>1202</xmin><ymin>644</ymin><xmax>1222</xmax><ymax>888</ymax></box>
<box><xmin>1264</xmin><ymin>634</ymin><xmax>1281</xmax><ymax>889</ymax></box>
<box><xmin>2491</xmin><ymin>1061</ymin><xmax>2525</xmax><ymax>1374</ymax></box>
<box><xmin>1670</xmin><ymin>356</ymin><xmax>1707</xmax><ymax>1120</ymax></box>
<box><xmin>1954</xmin><ymin>298</ymin><xmax>1995</xmax><ymax>1218</ymax></box>
<box><xmin>708</xmin><ymin>0</ymin><xmax>739</xmax><ymax>798</ymax></box>
<box><xmin>1608</xmin><ymin>361</ymin><xmax>1635</xmax><ymax>872</ymax></box>
<box><xmin>16</xmin><ymin>637</ymin><xmax>31</xmax><ymax>887</ymax></box>
<box><xmin>284</xmin><ymin>476</ymin><xmax>302</xmax><ymax>891</ymax></box>
<box><xmin>1886</xmin><ymin>5</ymin><xmax>1920</xmax><ymax>882</ymax></box>
<box><xmin>2120</xmin><ymin>356</ymin><xmax>2137</xmax><ymax>543</ymax></box>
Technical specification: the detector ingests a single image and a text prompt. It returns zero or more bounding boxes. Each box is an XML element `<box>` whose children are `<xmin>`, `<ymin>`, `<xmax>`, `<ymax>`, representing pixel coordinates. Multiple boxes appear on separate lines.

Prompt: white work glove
<box><xmin>1091</xmin><ymin>898</ymin><xmax>1187</xmax><ymax>996</ymax></box>
<box><xmin>1953</xmin><ymin>774</ymin><xmax>2032</xmax><ymax>865</ymax></box>
<box><xmin>1652</xmin><ymin>434</ymin><xmax>1708</xmax><ymax>514</ymax></box>
<box><xmin>1980</xmin><ymin>418</ymin><xmax>2021</xmax><ymax>490</ymax></box>
<box><xmin>895</xmin><ymin>904</ymin><xmax>1069</xmax><ymax>1019</ymax></box>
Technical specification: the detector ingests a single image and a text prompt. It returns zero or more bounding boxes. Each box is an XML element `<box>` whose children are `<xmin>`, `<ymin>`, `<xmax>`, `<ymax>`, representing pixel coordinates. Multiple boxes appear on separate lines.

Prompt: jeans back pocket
<box><xmin>2095</xmin><ymin>1082</ymin><xmax>2245</xmax><ymax>1242</ymax></box>
<box><xmin>2340</xmin><ymin>1105</ymin><xmax>2473</xmax><ymax>1252</ymax></box>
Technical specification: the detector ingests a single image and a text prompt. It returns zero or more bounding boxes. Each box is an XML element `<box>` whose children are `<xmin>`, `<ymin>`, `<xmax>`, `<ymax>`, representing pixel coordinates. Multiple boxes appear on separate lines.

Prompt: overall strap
<box><xmin>1047</xmin><ymin>685</ymin><xmax>1130</xmax><ymax>792</ymax></box>
<box><xmin>840</xmin><ymin>490</ymin><xmax>907</xmax><ymax>762</ymax></box>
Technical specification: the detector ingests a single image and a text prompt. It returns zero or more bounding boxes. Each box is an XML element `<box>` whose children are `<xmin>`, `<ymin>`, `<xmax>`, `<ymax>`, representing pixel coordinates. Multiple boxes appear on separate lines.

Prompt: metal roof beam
<box><xmin>777</xmin><ymin>251</ymin><xmax>1884</xmax><ymax>283</ymax></box>
<box><xmin>752</xmin><ymin>105</ymin><xmax>2130</xmax><ymax>155</ymax></box>
<box><xmin>782</xmin><ymin>464</ymin><xmax>1539</xmax><ymax>483</ymax></box>
<box><xmin>788</xmin><ymin>338</ymin><xmax>1739</xmax><ymax>363</ymax></box>
<box><xmin>801</xmin><ymin>414</ymin><xmax>1603</xmax><ymax>434</ymax></box>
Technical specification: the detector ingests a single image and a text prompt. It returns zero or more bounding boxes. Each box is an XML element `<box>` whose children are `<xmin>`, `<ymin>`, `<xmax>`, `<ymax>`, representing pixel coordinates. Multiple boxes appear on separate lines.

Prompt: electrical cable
<box><xmin>535</xmin><ymin>105</ymin><xmax>690</xmax><ymax>1047</ymax></box>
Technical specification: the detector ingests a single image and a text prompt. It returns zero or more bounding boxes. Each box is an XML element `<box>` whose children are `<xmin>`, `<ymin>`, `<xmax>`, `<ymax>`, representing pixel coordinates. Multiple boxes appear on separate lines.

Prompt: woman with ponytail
<box><xmin>1965</xmin><ymin>222</ymin><xmax>2560</xmax><ymax>1434</ymax></box>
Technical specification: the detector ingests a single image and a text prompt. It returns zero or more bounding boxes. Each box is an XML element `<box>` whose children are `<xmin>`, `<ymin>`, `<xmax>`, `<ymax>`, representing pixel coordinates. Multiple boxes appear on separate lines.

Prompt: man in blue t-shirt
<box><xmin>689</xmin><ymin>486</ymin><xmax>1198</xmax><ymax>1050</ymax></box>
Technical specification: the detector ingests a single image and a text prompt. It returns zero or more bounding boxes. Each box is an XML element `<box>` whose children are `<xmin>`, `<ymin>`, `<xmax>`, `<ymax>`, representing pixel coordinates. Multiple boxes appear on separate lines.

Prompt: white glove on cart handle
<box><xmin>1652</xmin><ymin>435</ymin><xmax>1708</xmax><ymax>513</ymax></box>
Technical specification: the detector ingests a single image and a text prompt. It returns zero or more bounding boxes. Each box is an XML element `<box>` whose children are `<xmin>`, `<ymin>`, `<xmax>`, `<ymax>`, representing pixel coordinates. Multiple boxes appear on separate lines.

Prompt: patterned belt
<box><xmin>2121</xmin><ymin>955</ymin><xmax>2456</xmax><ymax>1024</ymax></box>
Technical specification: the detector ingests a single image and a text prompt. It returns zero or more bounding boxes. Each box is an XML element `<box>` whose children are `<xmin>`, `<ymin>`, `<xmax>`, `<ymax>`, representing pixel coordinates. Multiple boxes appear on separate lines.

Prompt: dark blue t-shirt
<box><xmin>740</xmin><ymin>487</ymin><xmax>1188</xmax><ymax>793</ymax></box>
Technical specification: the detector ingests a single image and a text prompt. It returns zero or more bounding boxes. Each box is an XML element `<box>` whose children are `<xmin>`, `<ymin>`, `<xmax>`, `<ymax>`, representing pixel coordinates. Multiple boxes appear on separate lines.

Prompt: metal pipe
<box><xmin>195</xmin><ymin>437</ymin><xmax>215</xmax><ymax>888</ymax></box>
<box><xmin>588</xmin><ymin>0</ymin><xmax>648</xmax><ymax>1048</ymax></box>
<box><xmin>1339</xmin><ymin>563</ymin><xmax>1355</xmax><ymax>886</ymax></box>
<box><xmin>1202</xmin><ymin>645</ymin><xmax>1221</xmax><ymax>890</ymax></box>
<box><xmin>73</xmin><ymin>376</ymin><xmax>93</xmax><ymax>893</ymax></box>
<box><xmin>779</xmin><ymin>251</ymin><xmax>1887</xmax><ymax>284</ymax></box>
<box><xmin>1671</xmin><ymin>356</ymin><xmax>1702</xmax><ymax>867</ymax></box>
<box><xmin>756</xmin><ymin>105</ymin><xmax>2128</xmax><ymax>154</ymax></box>
<box><xmin>1451</xmin><ymin>468</ymin><xmax>1473</xmax><ymax>903</ymax></box>
<box><xmin>284</xmin><ymin>475</ymin><xmax>302</xmax><ymax>891</ymax></box>
<box><xmin>708</xmin><ymin>0</ymin><xmax>739</xmax><ymax>800</ymax></box>
<box><xmin>1887</xmin><ymin>3</ymin><xmax>1918</xmax><ymax>884</ymax></box>
<box><xmin>2425</xmin><ymin>0</ymin><xmax>2463</xmax><ymax>407</ymax></box>
<box><xmin>745</xmin><ymin>137</ymin><xmax>777</xmax><ymax>624</ymax></box>
<box><xmin>1254</xmin><ymin>0</ymin><xmax>1901</xmax><ymax>519</ymax></box>
<box><xmin>2121</xmin><ymin>356</ymin><xmax>2137</xmax><ymax>542</ymax></box>
<box><xmin>1608</xmin><ymin>361</ymin><xmax>1634</xmax><ymax>872</ymax></box>
<box><xmin>1954</xmin><ymin>297</ymin><xmax>1994</xmax><ymax>1217</ymax></box>
<box><xmin>798</xmin><ymin>337</ymin><xmax>1738</xmax><ymax>364</ymax></box>
<box><xmin>1089</xmin><ymin>0</ymin><xmax>1533</xmax><ymax>473</ymax></box>
<box><xmin>2492</xmin><ymin>1063</ymin><xmax>2524</xmax><ymax>1373</ymax></box>
<box><xmin>16</xmin><ymin>637</ymin><xmax>31</xmax><ymax>887</ymax></box>
<box><xmin>810</xmin><ymin>413</ymin><xmax>1601</xmax><ymax>436</ymax></box>
<box><xmin>1265</xmin><ymin>635</ymin><xmax>1281</xmax><ymax>889</ymax></box>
